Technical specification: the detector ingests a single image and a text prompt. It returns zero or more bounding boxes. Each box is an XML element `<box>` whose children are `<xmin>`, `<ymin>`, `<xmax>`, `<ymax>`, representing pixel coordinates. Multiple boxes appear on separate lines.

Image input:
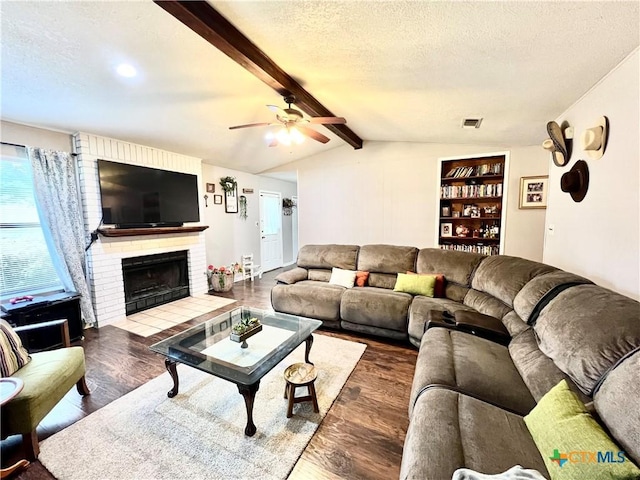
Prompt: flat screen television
<box><xmin>97</xmin><ymin>159</ymin><xmax>200</xmax><ymax>228</ymax></box>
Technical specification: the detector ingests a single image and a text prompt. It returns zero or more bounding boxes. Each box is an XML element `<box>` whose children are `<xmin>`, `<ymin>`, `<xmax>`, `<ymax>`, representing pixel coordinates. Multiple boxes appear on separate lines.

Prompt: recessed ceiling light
<box><xmin>116</xmin><ymin>64</ymin><xmax>137</xmax><ymax>78</ymax></box>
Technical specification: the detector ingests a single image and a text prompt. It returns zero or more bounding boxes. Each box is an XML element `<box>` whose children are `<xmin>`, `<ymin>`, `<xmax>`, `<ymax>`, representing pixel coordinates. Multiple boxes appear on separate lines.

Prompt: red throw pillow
<box><xmin>355</xmin><ymin>271</ymin><xmax>370</xmax><ymax>287</ymax></box>
<box><xmin>406</xmin><ymin>272</ymin><xmax>446</xmax><ymax>298</ymax></box>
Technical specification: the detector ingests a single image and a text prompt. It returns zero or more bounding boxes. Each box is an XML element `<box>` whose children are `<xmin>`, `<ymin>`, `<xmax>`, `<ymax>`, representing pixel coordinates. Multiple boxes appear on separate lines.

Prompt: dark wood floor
<box><xmin>2</xmin><ymin>268</ymin><xmax>418</xmax><ymax>480</ymax></box>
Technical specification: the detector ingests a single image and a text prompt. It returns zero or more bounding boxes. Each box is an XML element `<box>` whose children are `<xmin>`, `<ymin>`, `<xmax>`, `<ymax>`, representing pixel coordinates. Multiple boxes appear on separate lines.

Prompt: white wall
<box><xmin>201</xmin><ymin>165</ymin><xmax>297</xmax><ymax>271</ymax></box>
<box><xmin>281</xmin><ymin>141</ymin><xmax>547</xmax><ymax>260</ymax></box>
<box><xmin>544</xmin><ymin>49</ymin><xmax>639</xmax><ymax>300</ymax></box>
<box><xmin>503</xmin><ymin>146</ymin><xmax>549</xmax><ymax>261</ymax></box>
<box><xmin>1</xmin><ymin>120</ymin><xmax>72</xmax><ymax>151</ymax></box>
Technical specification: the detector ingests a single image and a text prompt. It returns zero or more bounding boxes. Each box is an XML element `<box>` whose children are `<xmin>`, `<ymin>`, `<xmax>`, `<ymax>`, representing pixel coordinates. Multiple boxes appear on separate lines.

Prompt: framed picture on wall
<box><xmin>519</xmin><ymin>176</ymin><xmax>549</xmax><ymax>209</ymax></box>
<box><xmin>206</xmin><ymin>183</ymin><xmax>215</xmax><ymax>193</ymax></box>
<box><xmin>213</xmin><ymin>195</ymin><xmax>223</xmax><ymax>205</ymax></box>
<box><xmin>225</xmin><ymin>187</ymin><xmax>238</xmax><ymax>213</ymax></box>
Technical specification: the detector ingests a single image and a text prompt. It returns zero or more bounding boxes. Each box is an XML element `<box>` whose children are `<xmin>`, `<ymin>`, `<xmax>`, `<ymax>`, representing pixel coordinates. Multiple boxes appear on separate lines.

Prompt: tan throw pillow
<box><xmin>0</xmin><ymin>319</ymin><xmax>31</xmax><ymax>376</ymax></box>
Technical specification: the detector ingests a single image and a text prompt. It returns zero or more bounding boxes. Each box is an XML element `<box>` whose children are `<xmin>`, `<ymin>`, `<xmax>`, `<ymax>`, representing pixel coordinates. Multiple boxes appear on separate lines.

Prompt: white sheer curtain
<box><xmin>28</xmin><ymin>147</ymin><xmax>97</xmax><ymax>327</ymax></box>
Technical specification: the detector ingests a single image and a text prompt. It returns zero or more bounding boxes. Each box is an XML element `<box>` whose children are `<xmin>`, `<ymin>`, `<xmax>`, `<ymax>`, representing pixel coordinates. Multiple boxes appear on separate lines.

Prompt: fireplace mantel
<box><xmin>98</xmin><ymin>226</ymin><xmax>209</xmax><ymax>237</ymax></box>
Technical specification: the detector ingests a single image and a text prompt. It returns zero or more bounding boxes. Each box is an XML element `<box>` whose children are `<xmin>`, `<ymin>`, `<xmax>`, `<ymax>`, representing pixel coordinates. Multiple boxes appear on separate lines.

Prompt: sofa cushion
<box><xmin>2</xmin><ymin>347</ymin><xmax>85</xmax><ymax>434</ymax></box>
<box><xmin>340</xmin><ymin>321</ymin><xmax>408</xmax><ymax>342</ymax></box>
<box><xmin>393</xmin><ymin>273</ymin><xmax>436</xmax><ymax>297</ymax></box>
<box><xmin>274</xmin><ymin>267</ymin><xmax>308</xmax><ymax>285</ymax></box>
<box><xmin>471</xmin><ymin>256</ymin><xmax>557</xmax><ymax>308</ymax></box>
<box><xmin>340</xmin><ymin>287</ymin><xmax>412</xmax><ymax>332</ymax></box>
<box><xmin>463</xmin><ymin>289</ymin><xmax>512</xmax><ymax>320</ymax></box>
<box><xmin>534</xmin><ymin>284</ymin><xmax>640</xmax><ymax>395</ymax></box>
<box><xmin>501</xmin><ymin>311</ymin><xmax>530</xmax><ymax>337</ymax></box>
<box><xmin>296</xmin><ymin>244</ymin><xmax>359</xmax><ymax>270</ymax></box>
<box><xmin>409</xmin><ymin>329</ymin><xmax>536</xmax><ymax>416</ymax></box>
<box><xmin>513</xmin><ymin>271</ymin><xmax>593</xmax><ymax>324</ymax></box>
<box><xmin>509</xmin><ymin>329</ymin><xmax>590</xmax><ymax>404</ymax></box>
<box><xmin>271</xmin><ymin>281</ymin><xmax>345</xmax><ymax>322</ymax></box>
<box><xmin>0</xmin><ymin>319</ymin><xmax>31</xmax><ymax>377</ymax></box>
<box><xmin>524</xmin><ymin>380</ymin><xmax>640</xmax><ymax>480</ymax></box>
<box><xmin>407</xmin><ymin>296</ymin><xmax>476</xmax><ymax>347</ymax></box>
<box><xmin>308</xmin><ymin>269</ymin><xmax>331</xmax><ymax>282</ymax></box>
<box><xmin>367</xmin><ymin>272</ymin><xmax>398</xmax><ymax>289</ymax></box>
<box><xmin>400</xmin><ymin>388</ymin><xmax>549</xmax><ymax>480</ymax></box>
<box><xmin>416</xmin><ymin>248</ymin><xmax>485</xmax><ymax>288</ymax></box>
<box><xmin>594</xmin><ymin>351</ymin><xmax>640</xmax><ymax>464</ymax></box>
<box><xmin>445</xmin><ymin>283</ymin><xmax>471</xmax><ymax>303</ymax></box>
<box><xmin>356</xmin><ymin>244</ymin><xmax>418</xmax><ymax>274</ymax></box>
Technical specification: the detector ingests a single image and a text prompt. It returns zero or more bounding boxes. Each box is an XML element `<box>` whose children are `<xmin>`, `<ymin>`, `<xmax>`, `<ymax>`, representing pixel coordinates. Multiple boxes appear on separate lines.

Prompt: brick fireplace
<box><xmin>74</xmin><ymin>132</ymin><xmax>207</xmax><ymax>327</ymax></box>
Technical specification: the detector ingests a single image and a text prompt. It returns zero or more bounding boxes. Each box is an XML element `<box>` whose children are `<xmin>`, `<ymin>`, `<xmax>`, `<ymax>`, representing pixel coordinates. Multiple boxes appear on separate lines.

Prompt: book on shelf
<box><xmin>440</xmin><ymin>184</ymin><xmax>503</xmax><ymax>199</ymax></box>
<box><xmin>443</xmin><ymin>163</ymin><xmax>503</xmax><ymax>179</ymax></box>
<box><xmin>439</xmin><ymin>243</ymin><xmax>499</xmax><ymax>256</ymax></box>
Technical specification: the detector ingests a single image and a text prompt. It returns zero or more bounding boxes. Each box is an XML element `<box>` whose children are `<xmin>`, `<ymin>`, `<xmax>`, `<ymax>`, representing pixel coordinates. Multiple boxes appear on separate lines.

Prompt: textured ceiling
<box><xmin>1</xmin><ymin>1</ymin><xmax>638</xmax><ymax>177</ymax></box>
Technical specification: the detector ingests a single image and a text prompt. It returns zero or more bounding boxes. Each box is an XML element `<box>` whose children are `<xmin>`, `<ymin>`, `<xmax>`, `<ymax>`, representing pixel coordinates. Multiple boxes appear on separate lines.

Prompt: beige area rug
<box><xmin>112</xmin><ymin>295</ymin><xmax>237</xmax><ymax>337</ymax></box>
<box><xmin>39</xmin><ymin>334</ymin><xmax>366</xmax><ymax>480</ymax></box>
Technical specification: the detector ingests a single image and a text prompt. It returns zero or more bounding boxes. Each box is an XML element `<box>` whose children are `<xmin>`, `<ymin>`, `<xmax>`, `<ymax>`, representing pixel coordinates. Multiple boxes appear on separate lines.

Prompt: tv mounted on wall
<box><xmin>97</xmin><ymin>159</ymin><xmax>200</xmax><ymax>228</ymax></box>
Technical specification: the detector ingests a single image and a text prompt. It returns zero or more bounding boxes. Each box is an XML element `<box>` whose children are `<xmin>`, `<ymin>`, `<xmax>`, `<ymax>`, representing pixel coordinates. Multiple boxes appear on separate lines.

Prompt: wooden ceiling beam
<box><xmin>154</xmin><ymin>1</ymin><xmax>363</xmax><ymax>150</ymax></box>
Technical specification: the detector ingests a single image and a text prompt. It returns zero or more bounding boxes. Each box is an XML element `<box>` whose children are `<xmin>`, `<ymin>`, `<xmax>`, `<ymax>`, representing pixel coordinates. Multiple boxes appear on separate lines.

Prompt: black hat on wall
<box><xmin>560</xmin><ymin>160</ymin><xmax>589</xmax><ymax>203</ymax></box>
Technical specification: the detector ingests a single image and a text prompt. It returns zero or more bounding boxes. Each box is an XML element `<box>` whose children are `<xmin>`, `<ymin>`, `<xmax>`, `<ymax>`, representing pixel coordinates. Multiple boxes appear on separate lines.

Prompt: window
<box><xmin>0</xmin><ymin>145</ymin><xmax>63</xmax><ymax>298</ymax></box>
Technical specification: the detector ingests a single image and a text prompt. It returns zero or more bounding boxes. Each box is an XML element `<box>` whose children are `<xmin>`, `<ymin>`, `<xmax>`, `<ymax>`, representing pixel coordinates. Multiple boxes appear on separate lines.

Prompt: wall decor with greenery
<box><xmin>239</xmin><ymin>195</ymin><xmax>247</xmax><ymax>220</ymax></box>
<box><xmin>219</xmin><ymin>176</ymin><xmax>237</xmax><ymax>193</ymax></box>
<box><xmin>220</xmin><ymin>176</ymin><xmax>238</xmax><ymax>214</ymax></box>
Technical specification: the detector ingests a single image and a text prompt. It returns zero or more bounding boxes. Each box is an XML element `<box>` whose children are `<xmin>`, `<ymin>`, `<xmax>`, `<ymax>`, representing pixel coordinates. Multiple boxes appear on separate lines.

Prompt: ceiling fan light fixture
<box><xmin>289</xmin><ymin>127</ymin><xmax>305</xmax><ymax>145</ymax></box>
<box><xmin>275</xmin><ymin>127</ymin><xmax>304</xmax><ymax>146</ymax></box>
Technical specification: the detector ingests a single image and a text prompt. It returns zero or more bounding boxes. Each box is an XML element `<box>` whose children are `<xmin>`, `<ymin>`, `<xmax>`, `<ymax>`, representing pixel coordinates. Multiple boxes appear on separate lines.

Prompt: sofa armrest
<box><xmin>13</xmin><ymin>318</ymin><xmax>71</xmax><ymax>348</ymax></box>
<box><xmin>275</xmin><ymin>267</ymin><xmax>308</xmax><ymax>285</ymax></box>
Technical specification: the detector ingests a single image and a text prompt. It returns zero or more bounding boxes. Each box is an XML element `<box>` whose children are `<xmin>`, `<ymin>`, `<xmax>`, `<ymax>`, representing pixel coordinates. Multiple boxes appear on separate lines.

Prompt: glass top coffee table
<box><xmin>150</xmin><ymin>306</ymin><xmax>322</xmax><ymax>436</ymax></box>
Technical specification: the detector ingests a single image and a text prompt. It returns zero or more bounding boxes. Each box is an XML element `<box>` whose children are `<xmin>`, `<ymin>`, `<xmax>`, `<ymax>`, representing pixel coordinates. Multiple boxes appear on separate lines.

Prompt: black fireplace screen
<box><xmin>122</xmin><ymin>251</ymin><xmax>189</xmax><ymax>315</ymax></box>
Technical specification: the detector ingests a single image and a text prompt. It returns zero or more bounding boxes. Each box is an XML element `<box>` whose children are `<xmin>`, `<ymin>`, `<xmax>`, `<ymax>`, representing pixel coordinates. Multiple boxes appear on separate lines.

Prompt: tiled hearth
<box><xmin>111</xmin><ymin>294</ymin><xmax>236</xmax><ymax>337</ymax></box>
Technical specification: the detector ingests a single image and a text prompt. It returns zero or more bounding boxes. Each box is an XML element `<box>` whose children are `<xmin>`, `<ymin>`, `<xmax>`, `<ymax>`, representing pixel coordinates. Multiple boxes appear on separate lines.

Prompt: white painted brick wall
<box><xmin>74</xmin><ymin>132</ymin><xmax>207</xmax><ymax>327</ymax></box>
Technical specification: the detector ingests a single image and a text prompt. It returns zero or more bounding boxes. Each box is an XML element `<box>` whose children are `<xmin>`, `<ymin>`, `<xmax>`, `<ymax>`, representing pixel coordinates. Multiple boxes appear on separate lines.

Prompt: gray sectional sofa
<box><xmin>271</xmin><ymin>244</ymin><xmax>640</xmax><ymax>479</ymax></box>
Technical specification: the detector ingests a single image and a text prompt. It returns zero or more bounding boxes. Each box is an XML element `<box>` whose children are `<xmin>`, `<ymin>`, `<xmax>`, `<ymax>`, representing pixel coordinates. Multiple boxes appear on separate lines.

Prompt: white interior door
<box><xmin>291</xmin><ymin>195</ymin><xmax>299</xmax><ymax>262</ymax></box>
<box><xmin>259</xmin><ymin>191</ymin><xmax>283</xmax><ymax>272</ymax></box>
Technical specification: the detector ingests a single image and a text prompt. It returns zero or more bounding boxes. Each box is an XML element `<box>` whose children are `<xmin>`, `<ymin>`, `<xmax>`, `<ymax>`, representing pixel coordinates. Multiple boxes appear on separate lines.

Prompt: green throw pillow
<box><xmin>524</xmin><ymin>380</ymin><xmax>640</xmax><ymax>480</ymax></box>
<box><xmin>393</xmin><ymin>273</ymin><xmax>436</xmax><ymax>297</ymax></box>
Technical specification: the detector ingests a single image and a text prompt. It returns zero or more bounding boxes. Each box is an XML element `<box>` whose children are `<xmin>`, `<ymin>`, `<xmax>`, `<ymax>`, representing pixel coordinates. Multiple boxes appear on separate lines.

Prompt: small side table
<box><xmin>283</xmin><ymin>363</ymin><xmax>319</xmax><ymax>418</ymax></box>
<box><xmin>1</xmin><ymin>378</ymin><xmax>30</xmax><ymax>479</ymax></box>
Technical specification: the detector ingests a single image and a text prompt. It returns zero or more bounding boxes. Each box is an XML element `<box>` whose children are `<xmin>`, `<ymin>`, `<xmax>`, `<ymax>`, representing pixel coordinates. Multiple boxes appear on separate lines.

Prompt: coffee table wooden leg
<box><xmin>165</xmin><ymin>358</ymin><xmax>179</xmax><ymax>398</ymax></box>
<box><xmin>238</xmin><ymin>381</ymin><xmax>260</xmax><ymax>436</ymax></box>
<box><xmin>1</xmin><ymin>459</ymin><xmax>29</xmax><ymax>479</ymax></box>
<box><xmin>304</xmin><ymin>334</ymin><xmax>314</xmax><ymax>365</ymax></box>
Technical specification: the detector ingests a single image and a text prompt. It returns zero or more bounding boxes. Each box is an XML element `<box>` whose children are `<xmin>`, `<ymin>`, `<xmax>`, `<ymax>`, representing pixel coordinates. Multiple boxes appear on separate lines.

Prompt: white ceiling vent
<box><xmin>461</xmin><ymin>118</ymin><xmax>483</xmax><ymax>129</ymax></box>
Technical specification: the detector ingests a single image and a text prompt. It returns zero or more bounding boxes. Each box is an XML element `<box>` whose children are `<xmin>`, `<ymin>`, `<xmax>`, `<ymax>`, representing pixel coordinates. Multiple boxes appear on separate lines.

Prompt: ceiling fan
<box><xmin>229</xmin><ymin>95</ymin><xmax>346</xmax><ymax>146</ymax></box>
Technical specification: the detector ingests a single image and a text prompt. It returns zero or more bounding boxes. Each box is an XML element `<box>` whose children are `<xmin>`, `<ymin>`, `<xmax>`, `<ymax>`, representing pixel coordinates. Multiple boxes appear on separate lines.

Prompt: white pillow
<box><xmin>329</xmin><ymin>267</ymin><xmax>357</xmax><ymax>288</ymax></box>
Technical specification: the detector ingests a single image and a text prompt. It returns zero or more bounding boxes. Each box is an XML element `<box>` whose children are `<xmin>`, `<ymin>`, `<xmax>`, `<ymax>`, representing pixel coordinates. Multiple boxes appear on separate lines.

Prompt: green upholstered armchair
<box><xmin>1</xmin><ymin>318</ymin><xmax>90</xmax><ymax>460</ymax></box>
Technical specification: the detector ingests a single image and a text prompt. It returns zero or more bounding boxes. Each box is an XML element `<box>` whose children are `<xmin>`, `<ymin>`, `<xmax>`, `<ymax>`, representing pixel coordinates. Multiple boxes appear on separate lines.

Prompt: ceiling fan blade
<box><xmin>309</xmin><ymin>116</ymin><xmax>347</xmax><ymax>125</ymax></box>
<box><xmin>297</xmin><ymin>126</ymin><xmax>330</xmax><ymax>144</ymax></box>
<box><xmin>229</xmin><ymin>122</ymin><xmax>273</xmax><ymax>130</ymax></box>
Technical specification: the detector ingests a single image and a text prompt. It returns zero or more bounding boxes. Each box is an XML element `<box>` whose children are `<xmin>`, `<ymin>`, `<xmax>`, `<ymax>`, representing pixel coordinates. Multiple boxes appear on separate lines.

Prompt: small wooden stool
<box><xmin>283</xmin><ymin>362</ymin><xmax>319</xmax><ymax>418</ymax></box>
